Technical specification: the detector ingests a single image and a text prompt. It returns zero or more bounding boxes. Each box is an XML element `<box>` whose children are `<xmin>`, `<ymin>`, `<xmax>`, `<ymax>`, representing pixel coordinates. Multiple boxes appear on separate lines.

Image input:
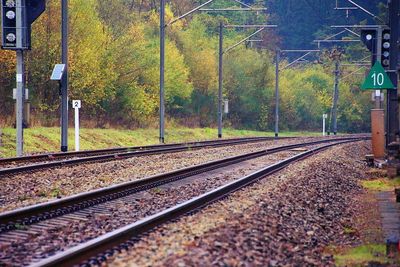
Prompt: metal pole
<box><xmin>159</xmin><ymin>0</ymin><xmax>165</xmax><ymax>143</ymax></box>
<box><xmin>375</xmin><ymin>27</ymin><xmax>383</xmax><ymax>109</ymax></box>
<box><xmin>16</xmin><ymin>50</ymin><xmax>24</xmax><ymax>157</ymax></box>
<box><xmin>387</xmin><ymin>0</ymin><xmax>399</xmax><ymax>146</ymax></box>
<box><xmin>15</xmin><ymin>0</ymin><xmax>24</xmax><ymax>157</ymax></box>
<box><xmin>218</xmin><ymin>22</ymin><xmax>223</xmax><ymax>138</ymax></box>
<box><xmin>274</xmin><ymin>49</ymin><xmax>280</xmax><ymax>138</ymax></box>
<box><xmin>331</xmin><ymin>60</ymin><xmax>340</xmax><ymax>135</ymax></box>
<box><xmin>61</xmin><ymin>0</ymin><xmax>68</xmax><ymax>152</ymax></box>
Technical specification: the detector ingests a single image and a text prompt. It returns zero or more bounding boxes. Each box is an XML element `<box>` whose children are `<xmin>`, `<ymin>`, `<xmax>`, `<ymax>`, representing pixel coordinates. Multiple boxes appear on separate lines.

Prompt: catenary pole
<box><xmin>274</xmin><ymin>49</ymin><xmax>280</xmax><ymax>138</ymax></box>
<box><xmin>218</xmin><ymin>22</ymin><xmax>223</xmax><ymax>138</ymax></box>
<box><xmin>331</xmin><ymin>60</ymin><xmax>340</xmax><ymax>135</ymax></box>
<box><xmin>159</xmin><ymin>0</ymin><xmax>165</xmax><ymax>143</ymax></box>
<box><xmin>218</xmin><ymin>25</ymin><xmax>275</xmax><ymax>138</ymax></box>
<box><xmin>162</xmin><ymin>1</ymin><xmax>271</xmax><ymax>140</ymax></box>
<box><xmin>61</xmin><ymin>0</ymin><xmax>68</xmax><ymax>152</ymax></box>
<box><xmin>271</xmin><ymin>49</ymin><xmax>319</xmax><ymax>137</ymax></box>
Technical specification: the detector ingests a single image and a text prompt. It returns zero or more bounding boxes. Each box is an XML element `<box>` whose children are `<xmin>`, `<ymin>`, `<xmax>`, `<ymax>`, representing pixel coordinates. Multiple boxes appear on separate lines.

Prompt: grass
<box><xmin>0</xmin><ymin>127</ymin><xmax>321</xmax><ymax>158</ymax></box>
<box><xmin>338</xmin><ymin>178</ymin><xmax>400</xmax><ymax>266</ymax></box>
<box><xmin>334</xmin><ymin>244</ymin><xmax>387</xmax><ymax>266</ymax></box>
<box><xmin>343</xmin><ymin>226</ymin><xmax>357</xmax><ymax>235</ymax></box>
<box><xmin>361</xmin><ymin>177</ymin><xmax>400</xmax><ymax>191</ymax></box>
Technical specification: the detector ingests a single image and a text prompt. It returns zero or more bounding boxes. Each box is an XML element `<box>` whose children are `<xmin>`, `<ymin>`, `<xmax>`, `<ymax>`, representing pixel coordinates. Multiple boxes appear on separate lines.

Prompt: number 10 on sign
<box><xmin>72</xmin><ymin>100</ymin><xmax>81</xmax><ymax>151</ymax></box>
<box><xmin>361</xmin><ymin>62</ymin><xmax>395</xmax><ymax>90</ymax></box>
<box><xmin>371</xmin><ymin>73</ymin><xmax>385</xmax><ymax>87</ymax></box>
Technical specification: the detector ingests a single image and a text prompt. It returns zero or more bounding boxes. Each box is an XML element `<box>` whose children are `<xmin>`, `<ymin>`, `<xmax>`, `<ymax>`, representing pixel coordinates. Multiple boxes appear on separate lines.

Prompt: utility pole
<box><xmin>159</xmin><ymin>1</ymin><xmax>268</xmax><ymax>141</ymax></box>
<box><xmin>61</xmin><ymin>0</ymin><xmax>68</xmax><ymax>152</ymax></box>
<box><xmin>218</xmin><ymin>22</ymin><xmax>223</xmax><ymax>138</ymax></box>
<box><xmin>330</xmin><ymin>59</ymin><xmax>340</xmax><ymax>135</ymax></box>
<box><xmin>159</xmin><ymin>0</ymin><xmax>165</xmax><ymax>143</ymax></box>
<box><xmin>15</xmin><ymin>0</ymin><xmax>25</xmax><ymax>157</ymax></box>
<box><xmin>274</xmin><ymin>49</ymin><xmax>280</xmax><ymax>138</ymax></box>
<box><xmin>217</xmin><ymin>25</ymin><xmax>276</xmax><ymax>138</ymax></box>
<box><xmin>271</xmin><ymin>49</ymin><xmax>319</xmax><ymax>137</ymax></box>
<box><xmin>387</xmin><ymin>0</ymin><xmax>399</xmax><ymax>145</ymax></box>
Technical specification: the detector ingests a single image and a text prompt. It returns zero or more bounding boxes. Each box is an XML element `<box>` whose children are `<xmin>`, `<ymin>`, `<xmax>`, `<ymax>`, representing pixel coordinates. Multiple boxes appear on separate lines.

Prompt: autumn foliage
<box><xmin>0</xmin><ymin>0</ymin><xmax>371</xmax><ymax>132</ymax></box>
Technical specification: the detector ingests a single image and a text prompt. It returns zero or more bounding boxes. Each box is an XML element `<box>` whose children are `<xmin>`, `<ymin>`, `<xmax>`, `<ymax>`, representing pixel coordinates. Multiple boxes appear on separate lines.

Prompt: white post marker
<box><xmin>224</xmin><ymin>99</ymin><xmax>229</xmax><ymax>114</ymax></box>
<box><xmin>72</xmin><ymin>100</ymin><xmax>81</xmax><ymax>151</ymax></box>
<box><xmin>322</xmin><ymin>114</ymin><xmax>328</xmax><ymax>136</ymax></box>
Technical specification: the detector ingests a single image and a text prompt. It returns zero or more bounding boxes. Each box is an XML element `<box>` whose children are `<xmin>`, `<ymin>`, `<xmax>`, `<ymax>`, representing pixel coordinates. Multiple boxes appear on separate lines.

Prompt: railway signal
<box><xmin>360</xmin><ymin>29</ymin><xmax>377</xmax><ymax>63</ymax></box>
<box><xmin>359</xmin><ymin>21</ymin><xmax>398</xmax><ymax>156</ymax></box>
<box><xmin>360</xmin><ymin>29</ymin><xmax>376</xmax><ymax>51</ymax></box>
<box><xmin>381</xmin><ymin>29</ymin><xmax>390</xmax><ymax>68</ymax></box>
<box><xmin>1</xmin><ymin>0</ymin><xmax>45</xmax><ymax>49</ymax></box>
<box><xmin>1</xmin><ymin>0</ymin><xmax>23</xmax><ymax>49</ymax></box>
<box><xmin>1</xmin><ymin>0</ymin><xmax>46</xmax><ymax>157</ymax></box>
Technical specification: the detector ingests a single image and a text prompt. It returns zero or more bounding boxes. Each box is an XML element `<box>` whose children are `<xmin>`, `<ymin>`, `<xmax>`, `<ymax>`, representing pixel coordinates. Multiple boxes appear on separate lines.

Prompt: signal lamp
<box><xmin>6</xmin><ymin>33</ymin><xmax>15</xmax><ymax>42</ymax></box>
<box><xmin>5</xmin><ymin>10</ymin><xmax>15</xmax><ymax>19</ymax></box>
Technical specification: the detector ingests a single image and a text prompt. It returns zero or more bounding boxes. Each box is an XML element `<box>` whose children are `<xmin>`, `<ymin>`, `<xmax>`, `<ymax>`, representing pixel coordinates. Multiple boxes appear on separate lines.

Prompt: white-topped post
<box><xmin>72</xmin><ymin>100</ymin><xmax>81</xmax><ymax>151</ymax></box>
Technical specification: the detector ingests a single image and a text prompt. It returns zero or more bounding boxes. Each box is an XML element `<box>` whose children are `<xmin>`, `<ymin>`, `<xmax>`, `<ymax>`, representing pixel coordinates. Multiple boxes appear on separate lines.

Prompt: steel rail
<box><xmin>0</xmin><ymin>136</ymin><xmax>279</xmax><ymax>165</ymax></box>
<box><xmin>0</xmin><ymin>137</ymin><xmax>287</xmax><ymax>176</ymax></box>
<box><xmin>30</xmin><ymin>138</ymin><xmax>363</xmax><ymax>267</ymax></box>
<box><xmin>0</xmin><ymin>137</ymin><xmax>365</xmax><ymax>232</ymax></box>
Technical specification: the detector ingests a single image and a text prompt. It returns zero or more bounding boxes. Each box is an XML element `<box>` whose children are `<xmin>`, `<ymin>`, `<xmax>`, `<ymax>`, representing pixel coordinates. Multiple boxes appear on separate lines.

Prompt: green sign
<box><xmin>361</xmin><ymin>62</ymin><xmax>395</xmax><ymax>90</ymax></box>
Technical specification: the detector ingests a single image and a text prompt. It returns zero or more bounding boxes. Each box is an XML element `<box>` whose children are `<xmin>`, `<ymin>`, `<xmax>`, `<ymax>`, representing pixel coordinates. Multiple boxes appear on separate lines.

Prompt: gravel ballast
<box><xmin>0</xmin><ymin>137</ymin><xmax>335</xmax><ymax>212</ymax></box>
<box><xmin>109</xmin><ymin>141</ymin><xmax>370</xmax><ymax>267</ymax></box>
<box><xmin>0</xmin><ymin>149</ymin><xmax>304</xmax><ymax>266</ymax></box>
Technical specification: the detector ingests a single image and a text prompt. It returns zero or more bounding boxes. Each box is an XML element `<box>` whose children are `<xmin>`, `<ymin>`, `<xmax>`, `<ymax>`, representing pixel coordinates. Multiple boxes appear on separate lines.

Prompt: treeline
<box><xmin>0</xmin><ymin>0</ymin><xmax>371</xmax><ymax>132</ymax></box>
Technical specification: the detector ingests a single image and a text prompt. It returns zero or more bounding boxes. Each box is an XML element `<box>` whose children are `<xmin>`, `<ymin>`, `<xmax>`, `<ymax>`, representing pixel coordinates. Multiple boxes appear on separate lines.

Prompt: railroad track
<box><xmin>0</xmin><ymin>137</ymin><xmax>367</xmax><ymax>267</ymax></box>
<box><xmin>0</xmin><ymin>136</ymin><xmax>290</xmax><ymax>176</ymax></box>
<box><xmin>0</xmin><ymin>136</ymin><xmax>281</xmax><ymax>165</ymax></box>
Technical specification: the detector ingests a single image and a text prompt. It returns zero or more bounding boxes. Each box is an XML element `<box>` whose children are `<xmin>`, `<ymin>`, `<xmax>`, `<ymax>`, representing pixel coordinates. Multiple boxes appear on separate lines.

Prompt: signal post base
<box><xmin>371</xmin><ymin>109</ymin><xmax>386</xmax><ymax>159</ymax></box>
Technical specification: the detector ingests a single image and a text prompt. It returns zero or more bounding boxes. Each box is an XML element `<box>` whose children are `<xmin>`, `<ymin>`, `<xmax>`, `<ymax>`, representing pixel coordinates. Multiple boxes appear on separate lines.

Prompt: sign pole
<box><xmin>361</xmin><ymin>62</ymin><xmax>395</xmax><ymax>159</ymax></box>
<box><xmin>72</xmin><ymin>100</ymin><xmax>81</xmax><ymax>152</ymax></box>
<box><xmin>375</xmin><ymin>27</ymin><xmax>383</xmax><ymax>109</ymax></box>
<box><xmin>16</xmin><ymin>50</ymin><xmax>25</xmax><ymax>157</ymax></box>
<box><xmin>323</xmin><ymin>114</ymin><xmax>327</xmax><ymax>136</ymax></box>
<box><xmin>74</xmin><ymin>107</ymin><xmax>79</xmax><ymax>151</ymax></box>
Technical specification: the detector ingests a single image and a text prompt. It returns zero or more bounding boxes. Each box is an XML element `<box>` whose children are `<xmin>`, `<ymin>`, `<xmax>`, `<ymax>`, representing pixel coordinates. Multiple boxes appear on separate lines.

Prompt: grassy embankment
<box><xmin>0</xmin><ymin>127</ymin><xmax>321</xmax><ymax>158</ymax></box>
<box><xmin>333</xmin><ymin>174</ymin><xmax>400</xmax><ymax>266</ymax></box>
